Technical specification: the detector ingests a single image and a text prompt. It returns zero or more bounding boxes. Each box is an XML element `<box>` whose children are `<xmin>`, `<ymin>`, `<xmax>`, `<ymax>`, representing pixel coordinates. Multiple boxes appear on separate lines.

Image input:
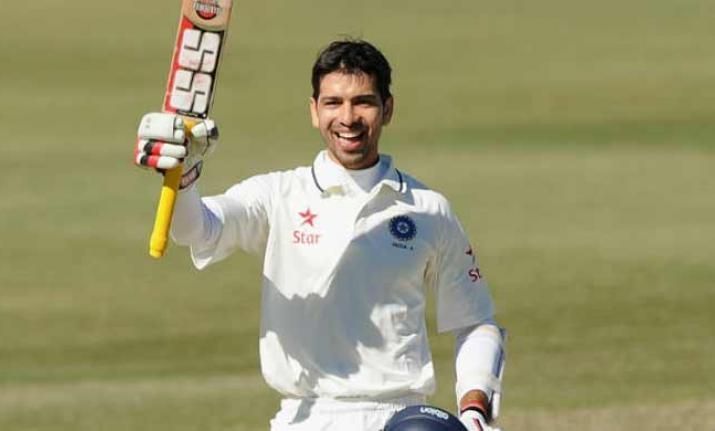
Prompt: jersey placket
<box><xmin>350</xmin><ymin>183</ymin><xmax>394</xmax><ymax>242</ymax></box>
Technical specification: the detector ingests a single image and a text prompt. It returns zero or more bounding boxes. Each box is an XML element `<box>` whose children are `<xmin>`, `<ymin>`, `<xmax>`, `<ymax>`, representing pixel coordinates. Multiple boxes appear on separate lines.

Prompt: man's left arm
<box><xmin>427</xmin><ymin>198</ymin><xmax>506</xmax><ymax>429</ymax></box>
<box><xmin>455</xmin><ymin>322</ymin><xmax>506</xmax><ymax>431</ymax></box>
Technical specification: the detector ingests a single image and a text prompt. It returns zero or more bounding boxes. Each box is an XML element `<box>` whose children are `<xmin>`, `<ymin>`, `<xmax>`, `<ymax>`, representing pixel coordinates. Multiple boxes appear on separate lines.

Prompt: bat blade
<box><xmin>149</xmin><ymin>0</ymin><xmax>234</xmax><ymax>259</ymax></box>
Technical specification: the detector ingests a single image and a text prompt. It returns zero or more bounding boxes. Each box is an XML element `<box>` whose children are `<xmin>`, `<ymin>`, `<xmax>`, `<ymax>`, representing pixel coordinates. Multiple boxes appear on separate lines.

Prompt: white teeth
<box><xmin>336</xmin><ymin>132</ymin><xmax>362</xmax><ymax>139</ymax></box>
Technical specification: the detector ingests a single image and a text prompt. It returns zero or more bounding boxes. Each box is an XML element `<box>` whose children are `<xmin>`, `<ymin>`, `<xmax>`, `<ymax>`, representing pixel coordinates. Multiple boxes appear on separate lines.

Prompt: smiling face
<box><xmin>310</xmin><ymin>71</ymin><xmax>393</xmax><ymax>170</ymax></box>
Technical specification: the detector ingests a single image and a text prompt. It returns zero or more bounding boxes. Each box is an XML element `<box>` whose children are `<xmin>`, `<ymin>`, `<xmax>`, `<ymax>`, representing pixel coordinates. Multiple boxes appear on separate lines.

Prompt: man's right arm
<box><xmin>171</xmin><ymin>184</ymin><xmax>222</xmax><ymax>247</ymax></box>
<box><xmin>135</xmin><ymin>112</ymin><xmax>271</xmax><ymax>268</ymax></box>
<box><xmin>179</xmin><ymin>177</ymin><xmax>272</xmax><ymax>268</ymax></box>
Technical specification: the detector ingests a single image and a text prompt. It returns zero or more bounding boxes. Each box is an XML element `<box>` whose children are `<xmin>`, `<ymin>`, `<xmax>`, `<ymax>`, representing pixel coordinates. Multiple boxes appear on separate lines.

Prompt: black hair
<box><xmin>311</xmin><ymin>39</ymin><xmax>392</xmax><ymax>102</ymax></box>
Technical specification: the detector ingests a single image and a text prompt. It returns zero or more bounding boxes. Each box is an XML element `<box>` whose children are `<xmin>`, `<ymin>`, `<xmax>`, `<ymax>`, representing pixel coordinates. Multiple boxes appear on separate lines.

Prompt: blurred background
<box><xmin>2</xmin><ymin>0</ymin><xmax>714</xmax><ymax>429</ymax></box>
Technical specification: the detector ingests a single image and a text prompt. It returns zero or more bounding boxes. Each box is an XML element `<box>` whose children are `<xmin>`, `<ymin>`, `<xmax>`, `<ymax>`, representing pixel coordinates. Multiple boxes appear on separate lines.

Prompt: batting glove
<box><xmin>460</xmin><ymin>410</ymin><xmax>501</xmax><ymax>431</ymax></box>
<box><xmin>135</xmin><ymin>112</ymin><xmax>218</xmax><ymax>188</ymax></box>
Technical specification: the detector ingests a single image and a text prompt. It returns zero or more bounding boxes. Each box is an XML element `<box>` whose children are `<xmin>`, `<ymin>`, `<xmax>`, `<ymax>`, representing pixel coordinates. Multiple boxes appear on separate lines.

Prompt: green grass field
<box><xmin>2</xmin><ymin>0</ymin><xmax>714</xmax><ymax>429</ymax></box>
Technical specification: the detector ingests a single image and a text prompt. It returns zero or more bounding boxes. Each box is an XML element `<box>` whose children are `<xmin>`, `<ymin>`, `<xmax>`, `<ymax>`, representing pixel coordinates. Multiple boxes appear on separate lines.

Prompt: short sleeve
<box><xmin>190</xmin><ymin>173</ymin><xmax>274</xmax><ymax>268</ymax></box>
<box><xmin>430</xmin><ymin>205</ymin><xmax>494</xmax><ymax>333</ymax></box>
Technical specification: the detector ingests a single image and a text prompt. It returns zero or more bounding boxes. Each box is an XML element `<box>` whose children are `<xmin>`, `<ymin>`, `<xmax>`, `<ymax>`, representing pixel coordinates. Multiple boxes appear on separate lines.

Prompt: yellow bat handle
<box><xmin>148</xmin><ymin>119</ymin><xmax>197</xmax><ymax>259</ymax></box>
<box><xmin>149</xmin><ymin>166</ymin><xmax>182</xmax><ymax>258</ymax></box>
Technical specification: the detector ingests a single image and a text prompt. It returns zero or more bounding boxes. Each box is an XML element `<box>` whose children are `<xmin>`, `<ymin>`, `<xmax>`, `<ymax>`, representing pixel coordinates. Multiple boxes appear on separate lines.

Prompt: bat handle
<box><xmin>149</xmin><ymin>166</ymin><xmax>183</xmax><ymax>258</ymax></box>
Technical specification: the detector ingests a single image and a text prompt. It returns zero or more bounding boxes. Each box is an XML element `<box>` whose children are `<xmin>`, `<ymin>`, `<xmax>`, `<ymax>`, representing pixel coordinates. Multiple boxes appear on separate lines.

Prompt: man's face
<box><xmin>310</xmin><ymin>71</ymin><xmax>393</xmax><ymax>170</ymax></box>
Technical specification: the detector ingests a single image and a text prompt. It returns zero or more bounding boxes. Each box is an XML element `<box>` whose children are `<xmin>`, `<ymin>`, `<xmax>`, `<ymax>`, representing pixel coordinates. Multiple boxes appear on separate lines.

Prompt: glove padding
<box><xmin>135</xmin><ymin>112</ymin><xmax>218</xmax><ymax>188</ymax></box>
<box><xmin>460</xmin><ymin>410</ymin><xmax>501</xmax><ymax>431</ymax></box>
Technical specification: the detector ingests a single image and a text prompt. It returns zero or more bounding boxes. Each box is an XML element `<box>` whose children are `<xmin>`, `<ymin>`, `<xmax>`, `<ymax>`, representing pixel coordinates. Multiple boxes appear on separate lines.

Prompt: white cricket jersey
<box><xmin>183</xmin><ymin>151</ymin><xmax>494</xmax><ymax>400</ymax></box>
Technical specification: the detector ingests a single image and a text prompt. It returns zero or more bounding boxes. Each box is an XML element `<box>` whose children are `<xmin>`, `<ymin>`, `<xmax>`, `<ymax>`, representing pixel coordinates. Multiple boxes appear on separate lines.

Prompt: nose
<box><xmin>338</xmin><ymin>103</ymin><xmax>357</xmax><ymax>126</ymax></box>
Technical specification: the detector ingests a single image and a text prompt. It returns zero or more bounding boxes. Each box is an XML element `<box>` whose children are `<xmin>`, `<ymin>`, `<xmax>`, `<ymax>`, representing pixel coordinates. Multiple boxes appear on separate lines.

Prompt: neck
<box><xmin>326</xmin><ymin>151</ymin><xmax>379</xmax><ymax>171</ymax></box>
<box><xmin>322</xmin><ymin>151</ymin><xmax>385</xmax><ymax>193</ymax></box>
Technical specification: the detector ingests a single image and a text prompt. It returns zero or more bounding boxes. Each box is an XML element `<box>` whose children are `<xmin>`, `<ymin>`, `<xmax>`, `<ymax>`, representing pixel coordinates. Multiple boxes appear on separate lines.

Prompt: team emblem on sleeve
<box><xmin>389</xmin><ymin>215</ymin><xmax>417</xmax><ymax>242</ymax></box>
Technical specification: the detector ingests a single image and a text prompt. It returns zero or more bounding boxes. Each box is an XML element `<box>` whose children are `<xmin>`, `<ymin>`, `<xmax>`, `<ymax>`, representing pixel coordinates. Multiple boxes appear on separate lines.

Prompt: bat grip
<box><xmin>149</xmin><ymin>166</ymin><xmax>183</xmax><ymax>258</ymax></box>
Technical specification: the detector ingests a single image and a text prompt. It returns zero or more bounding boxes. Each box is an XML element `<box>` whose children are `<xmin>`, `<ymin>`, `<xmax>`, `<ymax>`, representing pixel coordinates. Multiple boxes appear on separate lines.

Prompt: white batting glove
<box><xmin>460</xmin><ymin>410</ymin><xmax>501</xmax><ymax>431</ymax></box>
<box><xmin>135</xmin><ymin>112</ymin><xmax>218</xmax><ymax>188</ymax></box>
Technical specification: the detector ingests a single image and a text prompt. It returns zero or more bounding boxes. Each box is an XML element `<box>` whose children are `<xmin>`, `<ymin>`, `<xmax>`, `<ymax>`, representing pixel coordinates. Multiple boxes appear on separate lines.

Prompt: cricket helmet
<box><xmin>383</xmin><ymin>405</ymin><xmax>468</xmax><ymax>431</ymax></box>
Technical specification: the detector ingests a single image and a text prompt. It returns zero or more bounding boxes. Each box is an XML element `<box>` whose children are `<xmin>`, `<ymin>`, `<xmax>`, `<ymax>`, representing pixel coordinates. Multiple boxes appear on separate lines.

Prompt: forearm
<box><xmin>455</xmin><ymin>321</ymin><xmax>506</xmax><ymax>421</ymax></box>
<box><xmin>170</xmin><ymin>184</ymin><xmax>221</xmax><ymax>246</ymax></box>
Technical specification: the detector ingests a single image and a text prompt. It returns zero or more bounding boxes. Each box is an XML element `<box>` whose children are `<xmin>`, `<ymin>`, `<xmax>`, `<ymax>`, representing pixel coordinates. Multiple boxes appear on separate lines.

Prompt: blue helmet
<box><xmin>383</xmin><ymin>405</ymin><xmax>468</xmax><ymax>431</ymax></box>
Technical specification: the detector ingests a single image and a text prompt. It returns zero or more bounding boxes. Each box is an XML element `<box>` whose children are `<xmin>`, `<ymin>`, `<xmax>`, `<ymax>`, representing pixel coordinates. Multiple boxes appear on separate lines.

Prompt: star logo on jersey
<box><xmin>465</xmin><ymin>245</ymin><xmax>483</xmax><ymax>283</ymax></box>
<box><xmin>466</xmin><ymin>246</ymin><xmax>476</xmax><ymax>264</ymax></box>
<box><xmin>294</xmin><ymin>208</ymin><xmax>321</xmax><ymax>245</ymax></box>
<box><xmin>298</xmin><ymin>208</ymin><xmax>318</xmax><ymax>227</ymax></box>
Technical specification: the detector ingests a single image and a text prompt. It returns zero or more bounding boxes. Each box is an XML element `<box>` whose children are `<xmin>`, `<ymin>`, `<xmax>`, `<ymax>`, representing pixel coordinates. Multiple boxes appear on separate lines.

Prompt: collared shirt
<box><xmin>186</xmin><ymin>151</ymin><xmax>495</xmax><ymax>400</ymax></box>
<box><xmin>311</xmin><ymin>150</ymin><xmax>388</xmax><ymax>195</ymax></box>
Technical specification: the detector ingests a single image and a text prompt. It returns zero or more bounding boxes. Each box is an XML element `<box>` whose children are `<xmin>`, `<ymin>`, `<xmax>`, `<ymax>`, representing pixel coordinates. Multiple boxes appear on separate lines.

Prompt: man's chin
<box><xmin>328</xmin><ymin>149</ymin><xmax>376</xmax><ymax>170</ymax></box>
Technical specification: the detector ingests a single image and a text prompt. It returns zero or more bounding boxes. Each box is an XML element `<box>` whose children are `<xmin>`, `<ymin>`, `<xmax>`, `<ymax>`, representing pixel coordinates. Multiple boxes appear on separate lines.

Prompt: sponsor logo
<box><xmin>293</xmin><ymin>208</ymin><xmax>320</xmax><ymax>245</ymax></box>
<box><xmin>293</xmin><ymin>231</ymin><xmax>321</xmax><ymax>245</ymax></box>
<box><xmin>167</xmin><ymin>28</ymin><xmax>221</xmax><ymax>115</ymax></box>
<box><xmin>468</xmin><ymin>267</ymin><xmax>483</xmax><ymax>282</ymax></box>
<box><xmin>419</xmin><ymin>406</ymin><xmax>449</xmax><ymax>421</ymax></box>
<box><xmin>193</xmin><ymin>0</ymin><xmax>221</xmax><ymax>20</ymax></box>
<box><xmin>466</xmin><ymin>245</ymin><xmax>483</xmax><ymax>282</ymax></box>
<box><xmin>179</xmin><ymin>161</ymin><xmax>202</xmax><ymax>189</ymax></box>
<box><xmin>298</xmin><ymin>208</ymin><xmax>318</xmax><ymax>227</ymax></box>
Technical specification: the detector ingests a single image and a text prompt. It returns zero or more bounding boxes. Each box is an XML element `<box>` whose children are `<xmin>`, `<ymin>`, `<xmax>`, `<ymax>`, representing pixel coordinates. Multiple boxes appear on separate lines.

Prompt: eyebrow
<box><xmin>353</xmin><ymin>94</ymin><xmax>380</xmax><ymax>103</ymax></box>
<box><xmin>320</xmin><ymin>94</ymin><xmax>380</xmax><ymax>103</ymax></box>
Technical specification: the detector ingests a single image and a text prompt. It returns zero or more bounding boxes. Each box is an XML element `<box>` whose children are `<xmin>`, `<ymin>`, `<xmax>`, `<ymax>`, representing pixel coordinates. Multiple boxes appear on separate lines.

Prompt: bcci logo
<box><xmin>389</xmin><ymin>215</ymin><xmax>417</xmax><ymax>242</ymax></box>
<box><xmin>193</xmin><ymin>0</ymin><xmax>221</xmax><ymax>19</ymax></box>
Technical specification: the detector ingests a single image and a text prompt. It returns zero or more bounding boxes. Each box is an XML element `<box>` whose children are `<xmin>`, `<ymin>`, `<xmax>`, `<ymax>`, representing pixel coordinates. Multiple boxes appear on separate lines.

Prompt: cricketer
<box><xmin>135</xmin><ymin>39</ymin><xmax>506</xmax><ymax>431</ymax></box>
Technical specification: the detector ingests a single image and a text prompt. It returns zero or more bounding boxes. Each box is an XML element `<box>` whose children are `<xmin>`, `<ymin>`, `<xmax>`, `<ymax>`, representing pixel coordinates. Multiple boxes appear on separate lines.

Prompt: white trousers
<box><xmin>270</xmin><ymin>395</ymin><xmax>426</xmax><ymax>431</ymax></box>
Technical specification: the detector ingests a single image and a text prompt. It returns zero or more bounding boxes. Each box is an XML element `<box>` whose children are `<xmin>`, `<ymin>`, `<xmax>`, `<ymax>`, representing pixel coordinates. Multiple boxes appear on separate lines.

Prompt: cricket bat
<box><xmin>149</xmin><ymin>0</ymin><xmax>234</xmax><ymax>259</ymax></box>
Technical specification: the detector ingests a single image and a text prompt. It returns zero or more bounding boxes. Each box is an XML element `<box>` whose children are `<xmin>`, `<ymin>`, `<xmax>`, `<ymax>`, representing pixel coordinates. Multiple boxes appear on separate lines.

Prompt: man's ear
<box><xmin>382</xmin><ymin>96</ymin><xmax>394</xmax><ymax>125</ymax></box>
<box><xmin>309</xmin><ymin>97</ymin><xmax>320</xmax><ymax>128</ymax></box>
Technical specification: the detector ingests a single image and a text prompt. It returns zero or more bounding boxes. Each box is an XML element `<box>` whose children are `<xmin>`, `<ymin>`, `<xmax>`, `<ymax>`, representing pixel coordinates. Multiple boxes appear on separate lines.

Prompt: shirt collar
<box><xmin>310</xmin><ymin>151</ymin><xmax>406</xmax><ymax>196</ymax></box>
